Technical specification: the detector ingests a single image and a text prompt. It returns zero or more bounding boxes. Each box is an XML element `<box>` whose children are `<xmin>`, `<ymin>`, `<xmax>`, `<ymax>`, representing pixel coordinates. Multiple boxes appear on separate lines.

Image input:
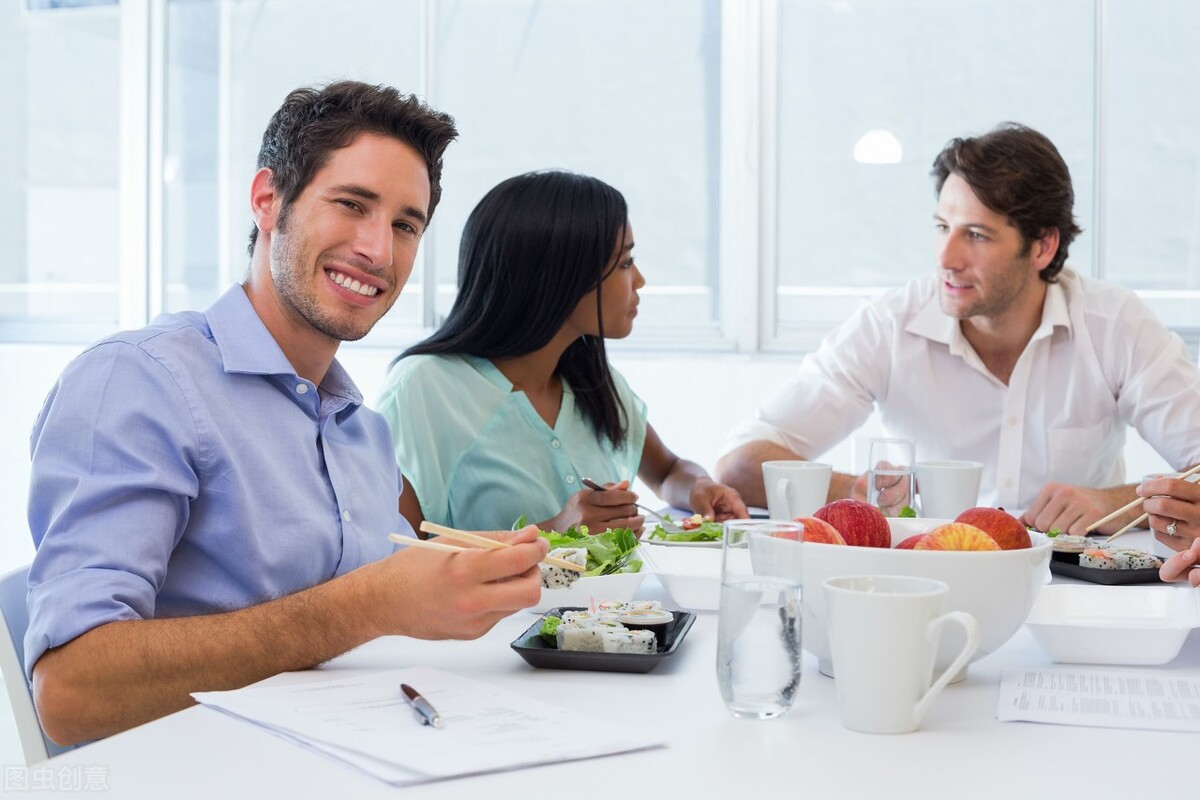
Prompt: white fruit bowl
<box><xmin>801</xmin><ymin>518</ymin><xmax>1052</xmax><ymax>680</ymax></box>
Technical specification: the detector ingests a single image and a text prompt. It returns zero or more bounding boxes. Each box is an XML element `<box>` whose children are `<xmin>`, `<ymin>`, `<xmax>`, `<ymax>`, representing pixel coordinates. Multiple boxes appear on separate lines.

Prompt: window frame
<box><xmin>5</xmin><ymin>0</ymin><xmax>1198</xmax><ymax>360</ymax></box>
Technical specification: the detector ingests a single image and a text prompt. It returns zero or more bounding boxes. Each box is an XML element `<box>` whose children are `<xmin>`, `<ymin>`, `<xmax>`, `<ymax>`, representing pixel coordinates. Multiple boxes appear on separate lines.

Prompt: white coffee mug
<box><xmin>762</xmin><ymin>461</ymin><xmax>832</xmax><ymax>520</ymax></box>
<box><xmin>824</xmin><ymin>575</ymin><xmax>979</xmax><ymax>734</ymax></box>
<box><xmin>915</xmin><ymin>460</ymin><xmax>983</xmax><ymax>519</ymax></box>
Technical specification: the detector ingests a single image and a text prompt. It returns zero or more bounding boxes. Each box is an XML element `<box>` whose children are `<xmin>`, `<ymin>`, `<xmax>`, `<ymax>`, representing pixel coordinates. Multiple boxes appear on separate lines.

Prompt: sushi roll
<box><xmin>560</xmin><ymin>609</ymin><xmax>596</xmax><ymax>625</ymax></box>
<box><xmin>1079</xmin><ymin>548</ymin><xmax>1120</xmax><ymax>569</ymax></box>
<box><xmin>1052</xmin><ymin>534</ymin><xmax>1094</xmax><ymax>554</ymax></box>
<box><xmin>1109</xmin><ymin>548</ymin><xmax>1163</xmax><ymax>569</ymax></box>
<box><xmin>556</xmin><ymin>621</ymin><xmax>615</xmax><ymax>652</ymax></box>
<box><xmin>539</xmin><ymin>547</ymin><xmax>588</xmax><ymax>589</ymax></box>
<box><xmin>620</xmin><ymin>600</ymin><xmax>664</xmax><ymax>614</ymax></box>
<box><xmin>599</xmin><ymin>627</ymin><xmax>656</xmax><ymax>654</ymax></box>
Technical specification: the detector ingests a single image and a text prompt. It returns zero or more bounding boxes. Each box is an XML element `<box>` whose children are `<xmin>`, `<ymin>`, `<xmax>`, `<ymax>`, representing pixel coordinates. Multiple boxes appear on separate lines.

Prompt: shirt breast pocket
<box><xmin>1047</xmin><ymin>420</ymin><xmax>1121</xmax><ymax>487</ymax></box>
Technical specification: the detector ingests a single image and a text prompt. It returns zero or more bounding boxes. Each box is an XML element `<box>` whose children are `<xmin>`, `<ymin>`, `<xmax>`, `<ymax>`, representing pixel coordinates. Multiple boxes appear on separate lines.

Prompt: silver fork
<box><xmin>581</xmin><ymin>477</ymin><xmax>685</xmax><ymax>532</ymax></box>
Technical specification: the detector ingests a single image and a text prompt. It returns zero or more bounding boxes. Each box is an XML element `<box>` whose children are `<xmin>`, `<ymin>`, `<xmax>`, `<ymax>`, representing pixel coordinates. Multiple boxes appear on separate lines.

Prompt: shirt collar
<box><xmin>468</xmin><ymin>354</ymin><xmax>513</xmax><ymax>392</ymax></box>
<box><xmin>904</xmin><ymin>275</ymin><xmax>1073</xmax><ymax>354</ymax></box>
<box><xmin>205</xmin><ymin>285</ymin><xmax>363</xmax><ymax>407</ymax></box>
<box><xmin>1036</xmin><ymin>276</ymin><xmax>1073</xmax><ymax>342</ymax></box>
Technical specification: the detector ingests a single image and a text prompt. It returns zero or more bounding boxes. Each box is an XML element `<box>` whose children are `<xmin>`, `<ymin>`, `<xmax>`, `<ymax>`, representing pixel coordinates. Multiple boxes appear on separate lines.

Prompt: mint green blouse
<box><xmin>375</xmin><ymin>354</ymin><xmax>648</xmax><ymax>531</ymax></box>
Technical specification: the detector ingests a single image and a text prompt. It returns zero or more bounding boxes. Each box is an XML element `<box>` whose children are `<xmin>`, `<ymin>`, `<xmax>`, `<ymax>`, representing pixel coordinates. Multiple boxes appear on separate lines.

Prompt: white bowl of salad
<box><xmin>528</xmin><ymin>525</ymin><xmax>646</xmax><ymax>613</ymax></box>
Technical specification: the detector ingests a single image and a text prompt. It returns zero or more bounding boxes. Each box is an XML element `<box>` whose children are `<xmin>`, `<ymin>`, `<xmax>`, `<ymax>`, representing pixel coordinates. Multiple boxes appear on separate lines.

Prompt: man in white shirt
<box><xmin>716</xmin><ymin>122</ymin><xmax>1200</xmax><ymax>536</ymax></box>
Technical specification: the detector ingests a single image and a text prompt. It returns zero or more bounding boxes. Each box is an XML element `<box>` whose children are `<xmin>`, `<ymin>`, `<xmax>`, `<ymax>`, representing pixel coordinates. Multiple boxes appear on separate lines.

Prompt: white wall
<box><xmin>3</xmin><ymin>342</ymin><xmax>1172</xmax><ymax>577</ymax></box>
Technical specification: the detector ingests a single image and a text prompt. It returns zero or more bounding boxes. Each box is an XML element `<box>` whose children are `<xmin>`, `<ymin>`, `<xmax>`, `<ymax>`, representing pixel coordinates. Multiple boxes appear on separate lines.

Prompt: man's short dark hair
<box><xmin>931</xmin><ymin>122</ymin><xmax>1082</xmax><ymax>282</ymax></box>
<box><xmin>247</xmin><ymin>80</ymin><xmax>458</xmax><ymax>256</ymax></box>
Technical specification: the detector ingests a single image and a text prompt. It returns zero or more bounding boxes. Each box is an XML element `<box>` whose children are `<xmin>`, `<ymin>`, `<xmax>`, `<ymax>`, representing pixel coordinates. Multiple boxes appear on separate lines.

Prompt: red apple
<box><xmin>954</xmin><ymin>507</ymin><xmax>1031</xmax><ymax>550</ymax></box>
<box><xmin>895</xmin><ymin>534</ymin><xmax>927</xmax><ymax>549</ymax></box>
<box><xmin>914</xmin><ymin>522</ymin><xmax>1001</xmax><ymax>551</ymax></box>
<box><xmin>791</xmin><ymin>516</ymin><xmax>847</xmax><ymax>545</ymax></box>
<box><xmin>813</xmin><ymin>499</ymin><xmax>890</xmax><ymax>548</ymax></box>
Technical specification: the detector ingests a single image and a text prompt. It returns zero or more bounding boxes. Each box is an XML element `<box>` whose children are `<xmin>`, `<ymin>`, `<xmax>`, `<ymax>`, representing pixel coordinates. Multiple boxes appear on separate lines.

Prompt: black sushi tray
<box><xmin>510</xmin><ymin>606</ymin><xmax>696</xmax><ymax>673</ymax></box>
<box><xmin>1049</xmin><ymin>550</ymin><xmax>1165</xmax><ymax>585</ymax></box>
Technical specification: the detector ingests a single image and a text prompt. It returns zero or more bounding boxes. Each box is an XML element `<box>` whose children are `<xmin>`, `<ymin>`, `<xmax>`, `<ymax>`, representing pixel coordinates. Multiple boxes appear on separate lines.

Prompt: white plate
<box><xmin>1025</xmin><ymin>584</ymin><xmax>1200</xmax><ymax>665</ymax></box>
<box><xmin>642</xmin><ymin>537</ymin><xmax>722</xmax><ymax>549</ymax></box>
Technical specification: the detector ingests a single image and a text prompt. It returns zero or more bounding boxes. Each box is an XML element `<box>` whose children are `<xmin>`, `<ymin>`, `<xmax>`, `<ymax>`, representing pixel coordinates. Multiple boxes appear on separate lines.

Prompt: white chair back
<box><xmin>0</xmin><ymin>565</ymin><xmax>68</xmax><ymax>763</ymax></box>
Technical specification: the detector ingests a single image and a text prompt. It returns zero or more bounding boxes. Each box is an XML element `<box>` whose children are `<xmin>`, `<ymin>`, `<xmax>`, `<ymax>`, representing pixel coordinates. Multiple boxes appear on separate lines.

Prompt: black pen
<box><xmin>400</xmin><ymin>683</ymin><xmax>443</xmax><ymax>729</ymax></box>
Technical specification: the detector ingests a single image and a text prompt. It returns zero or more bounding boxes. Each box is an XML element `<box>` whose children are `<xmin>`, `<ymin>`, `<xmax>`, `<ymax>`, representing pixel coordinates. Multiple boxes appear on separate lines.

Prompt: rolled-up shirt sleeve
<box><xmin>1105</xmin><ymin>293</ymin><xmax>1200</xmax><ymax>470</ymax></box>
<box><xmin>25</xmin><ymin>340</ymin><xmax>200</xmax><ymax>678</ymax></box>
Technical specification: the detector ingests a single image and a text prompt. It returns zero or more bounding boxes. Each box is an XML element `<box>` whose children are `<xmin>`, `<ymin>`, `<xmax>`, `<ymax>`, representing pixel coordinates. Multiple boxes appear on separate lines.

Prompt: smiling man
<box><xmin>25</xmin><ymin>82</ymin><xmax>549</xmax><ymax>746</ymax></box>
<box><xmin>717</xmin><ymin>122</ymin><xmax>1200</xmax><ymax>537</ymax></box>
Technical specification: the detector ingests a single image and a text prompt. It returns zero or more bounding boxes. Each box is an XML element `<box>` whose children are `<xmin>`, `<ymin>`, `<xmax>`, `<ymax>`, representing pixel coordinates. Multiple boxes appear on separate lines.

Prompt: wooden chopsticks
<box><xmin>385</xmin><ymin>521</ymin><xmax>585</xmax><ymax>573</ymax></box>
<box><xmin>1085</xmin><ymin>463</ymin><xmax>1200</xmax><ymax>539</ymax></box>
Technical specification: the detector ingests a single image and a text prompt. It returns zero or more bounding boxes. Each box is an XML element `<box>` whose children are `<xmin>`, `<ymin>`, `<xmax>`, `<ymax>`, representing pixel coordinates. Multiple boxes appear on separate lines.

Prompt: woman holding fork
<box><xmin>376</xmin><ymin>170</ymin><xmax>746</xmax><ymax>534</ymax></box>
<box><xmin>1140</xmin><ymin>475</ymin><xmax>1200</xmax><ymax>586</ymax></box>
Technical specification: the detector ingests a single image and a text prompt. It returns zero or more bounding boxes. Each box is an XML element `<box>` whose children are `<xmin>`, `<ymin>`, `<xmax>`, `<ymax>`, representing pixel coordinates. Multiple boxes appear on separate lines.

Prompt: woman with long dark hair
<box><xmin>377</xmin><ymin>170</ymin><xmax>746</xmax><ymax>533</ymax></box>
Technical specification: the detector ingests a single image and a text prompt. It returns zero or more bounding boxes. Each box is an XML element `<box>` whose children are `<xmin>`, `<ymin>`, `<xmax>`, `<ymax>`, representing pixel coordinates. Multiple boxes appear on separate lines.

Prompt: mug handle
<box><xmin>775</xmin><ymin>478</ymin><xmax>794</xmax><ymax>518</ymax></box>
<box><xmin>912</xmin><ymin>611</ymin><xmax>979</xmax><ymax>723</ymax></box>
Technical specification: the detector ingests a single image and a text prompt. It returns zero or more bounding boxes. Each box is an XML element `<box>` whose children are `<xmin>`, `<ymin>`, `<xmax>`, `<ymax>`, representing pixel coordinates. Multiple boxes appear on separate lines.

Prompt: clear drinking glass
<box><xmin>867</xmin><ymin>438</ymin><xmax>916</xmax><ymax>517</ymax></box>
<box><xmin>716</xmin><ymin>520</ymin><xmax>803</xmax><ymax>720</ymax></box>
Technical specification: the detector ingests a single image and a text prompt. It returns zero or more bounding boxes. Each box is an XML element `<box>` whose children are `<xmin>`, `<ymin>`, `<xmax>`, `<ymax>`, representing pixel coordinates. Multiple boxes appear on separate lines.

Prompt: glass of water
<box><xmin>716</xmin><ymin>520</ymin><xmax>803</xmax><ymax>720</ymax></box>
<box><xmin>867</xmin><ymin>437</ymin><xmax>916</xmax><ymax>517</ymax></box>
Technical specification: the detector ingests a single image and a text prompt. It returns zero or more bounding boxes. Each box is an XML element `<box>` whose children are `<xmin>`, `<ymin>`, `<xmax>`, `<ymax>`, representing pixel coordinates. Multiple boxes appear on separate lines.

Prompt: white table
<box><xmin>45</xmin><ymin>539</ymin><xmax>1198</xmax><ymax>799</ymax></box>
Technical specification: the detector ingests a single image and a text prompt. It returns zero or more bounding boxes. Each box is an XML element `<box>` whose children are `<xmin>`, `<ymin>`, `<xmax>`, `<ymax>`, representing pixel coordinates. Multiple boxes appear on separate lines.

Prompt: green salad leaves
<box><xmin>645</xmin><ymin>514</ymin><xmax>724</xmax><ymax>543</ymax></box>
<box><xmin>527</xmin><ymin>523</ymin><xmax>642</xmax><ymax>576</ymax></box>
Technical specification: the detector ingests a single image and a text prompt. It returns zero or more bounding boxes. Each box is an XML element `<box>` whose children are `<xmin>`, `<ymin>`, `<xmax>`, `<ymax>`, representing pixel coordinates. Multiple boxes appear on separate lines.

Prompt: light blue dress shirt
<box><xmin>376</xmin><ymin>354</ymin><xmax>647</xmax><ymax>531</ymax></box>
<box><xmin>25</xmin><ymin>286</ymin><xmax>408</xmax><ymax>678</ymax></box>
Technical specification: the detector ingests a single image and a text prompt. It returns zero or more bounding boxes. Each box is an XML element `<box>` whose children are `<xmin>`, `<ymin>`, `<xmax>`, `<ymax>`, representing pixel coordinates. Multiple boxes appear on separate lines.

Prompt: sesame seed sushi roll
<box><xmin>1052</xmin><ymin>534</ymin><xmax>1094</xmax><ymax>554</ymax></box>
<box><xmin>599</xmin><ymin>627</ymin><xmax>656</xmax><ymax>654</ymax></box>
<box><xmin>539</xmin><ymin>546</ymin><xmax>588</xmax><ymax>589</ymax></box>
<box><xmin>556</xmin><ymin>621</ymin><xmax>611</xmax><ymax>652</ymax></box>
<box><xmin>1110</xmin><ymin>548</ymin><xmax>1163</xmax><ymax>569</ymax></box>
<box><xmin>1079</xmin><ymin>548</ymin><xmax>1119</xmax><ymax>569</ymax></box>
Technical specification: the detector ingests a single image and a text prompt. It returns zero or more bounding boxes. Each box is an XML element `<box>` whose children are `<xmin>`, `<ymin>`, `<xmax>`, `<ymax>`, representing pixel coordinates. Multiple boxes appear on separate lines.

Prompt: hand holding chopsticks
<box><xmin>387</xmin><ymin>521</ymin><xmax>584</xmax><ymax>573</ymax></box>
<box><xmin>1086</xmin><ymin>462</ymin><xmax>1200</xmax><ymax>540</ymax></box>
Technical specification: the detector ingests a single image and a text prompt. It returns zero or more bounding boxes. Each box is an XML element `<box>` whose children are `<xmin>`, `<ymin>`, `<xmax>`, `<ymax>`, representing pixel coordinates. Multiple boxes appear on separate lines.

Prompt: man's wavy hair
<box><xmin>931</xmin><ymin>122</ymin><xmax>1082</xmax><ymax>282</ymax></box>
<box><xmin>247</xmin><ymin>81</ymin><xmax>457</xmax><ymax>256</ymax></box>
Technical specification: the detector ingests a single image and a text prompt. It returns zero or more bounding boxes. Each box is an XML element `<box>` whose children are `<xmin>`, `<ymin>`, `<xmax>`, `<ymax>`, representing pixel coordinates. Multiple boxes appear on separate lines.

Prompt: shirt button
<box><xmin>342</xmin><ymin>509</ymin><xmax>352</xmax><ymax>522</ymax></box>
<box><xmin>551</xmin><ymin>439</ymin><xmax>561</xmax><ymax>449</ymax></box>
<box><xmin>1004</xmin><ymin>479</ymin><xmax>1014</xmax><ymax>489</ymax></box>
<box><xmin>1008</xmin><ymin>416</ymin><xmax>1019</xmax><ymax>426</ymax></box>
<box><xmin>296</xmin><ymin>383</ymin><xmax>309</xmax><ymax>395</ymax></box>
<box><xmin>565</xmin><ymin>475</ymin><xmax>576</xmax><ymax>484</ymax></box>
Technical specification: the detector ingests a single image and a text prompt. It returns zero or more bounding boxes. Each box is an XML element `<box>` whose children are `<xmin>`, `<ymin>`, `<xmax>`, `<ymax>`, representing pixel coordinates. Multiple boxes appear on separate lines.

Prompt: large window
<box><xmin>1</xmin><ymin>1</ymin><xmax>121</xmax><ymax>341</ymax></box>
<box><xmin>432</xmin><ymin>0</ymin><xmax>722</xmax><ymax>344</ymax></box>
<box><xmin>5</xmin><ymin>0</ymin><xmax>1200</xmax><ymax>354</ymax></box>
<box><xmin>772</xmin><ymin>0</ymin><xmax>1095</xmax><ymax>349</ymax></box>
<box><xmin>1102</xmin><ymin>0</ymin><xmax>1200</xmax><ymax>332</ymax></box>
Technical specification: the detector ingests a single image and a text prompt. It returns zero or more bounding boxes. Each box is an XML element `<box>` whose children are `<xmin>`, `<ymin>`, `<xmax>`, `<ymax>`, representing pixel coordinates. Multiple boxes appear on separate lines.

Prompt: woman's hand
<box><xmin>1139</xmin><ymin>475</ymin><xmax>1200</xmax><ymax>548</ymax></box>
<box><xmin>539</xmin><ymin>480</ymin><xmax>644</xmax><ymax>534</ymax></box>
<box><xmin>688</xmin><ymin>477</ymin><xmax>749</xmax><ymax>521</ymax></box>
<box><xmin>1159</xmin><ymin>537</ymin><xmax>1200</xmax><ymax>587</ymax></box>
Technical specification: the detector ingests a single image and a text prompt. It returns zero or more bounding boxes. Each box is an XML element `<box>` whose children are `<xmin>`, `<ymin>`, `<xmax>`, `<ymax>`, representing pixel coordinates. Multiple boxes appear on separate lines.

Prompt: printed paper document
<box><xmin>193</xmin><ymin>666</ymin><xmax>666</xmax><ymax>786</ymax></box>
<box><xmin>997</xmin><ymin>668</ymin><xmax>1200</xmax><ymax>732</ymax></box>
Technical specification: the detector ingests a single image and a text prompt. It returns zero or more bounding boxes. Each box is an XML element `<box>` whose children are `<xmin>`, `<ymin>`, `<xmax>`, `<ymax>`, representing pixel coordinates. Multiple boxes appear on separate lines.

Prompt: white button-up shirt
<box><xmin>724</xmin><ymin>269</ymin><xmax>1200</xmax><ymax>509</ymax></box>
